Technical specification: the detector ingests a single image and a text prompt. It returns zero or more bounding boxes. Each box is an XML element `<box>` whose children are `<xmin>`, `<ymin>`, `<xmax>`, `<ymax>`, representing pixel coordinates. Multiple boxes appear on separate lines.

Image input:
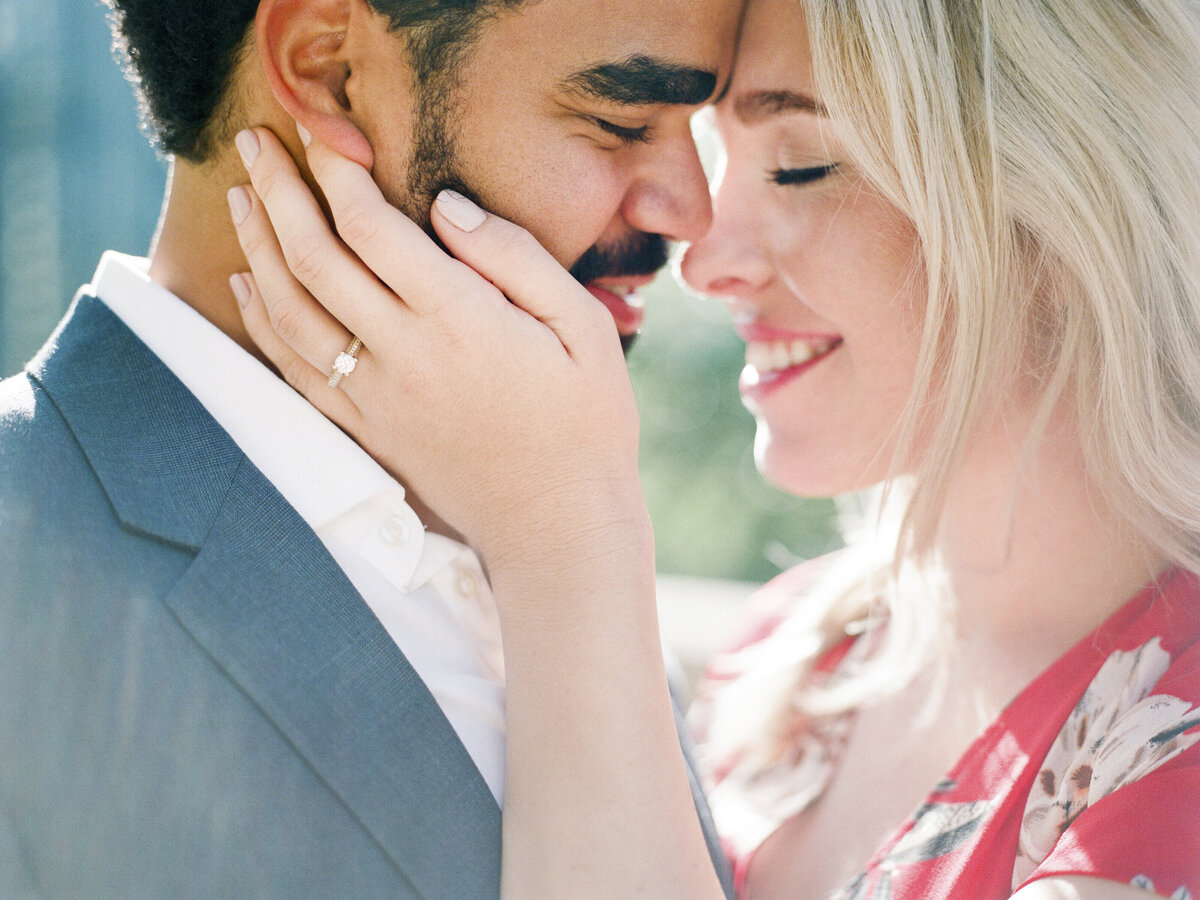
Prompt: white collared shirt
<box><xmin>90</xmin><ymin>252</ymin><xmax>506</xmax><ymax>801</ymax></box>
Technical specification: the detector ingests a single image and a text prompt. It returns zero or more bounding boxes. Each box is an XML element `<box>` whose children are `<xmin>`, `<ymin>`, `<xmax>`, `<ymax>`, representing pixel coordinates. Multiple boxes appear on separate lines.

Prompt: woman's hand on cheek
<box><xmin>226</xmin><ymin>126</ymin><xmax>646</xmax><ymax>571</ymax></box>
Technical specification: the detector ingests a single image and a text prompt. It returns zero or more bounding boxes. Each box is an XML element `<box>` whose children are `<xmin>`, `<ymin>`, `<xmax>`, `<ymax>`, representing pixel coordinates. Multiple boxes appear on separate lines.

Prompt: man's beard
<box><xmin>392</xmin><ymin>72</ymin><xmax>467</xmax><ymax>231</ymax></box>
<box><xmin>394</xmin><ymin>83</ymin><xmax>669</xmax><ymax>355</ymax></box>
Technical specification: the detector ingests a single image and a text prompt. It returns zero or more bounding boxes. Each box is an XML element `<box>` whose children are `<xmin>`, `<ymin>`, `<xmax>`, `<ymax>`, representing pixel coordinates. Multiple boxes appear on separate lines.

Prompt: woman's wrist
<box><xmin>476</xmin><ymin>471</ymin><xmax>653</xmax><ymax>582</ymax></box>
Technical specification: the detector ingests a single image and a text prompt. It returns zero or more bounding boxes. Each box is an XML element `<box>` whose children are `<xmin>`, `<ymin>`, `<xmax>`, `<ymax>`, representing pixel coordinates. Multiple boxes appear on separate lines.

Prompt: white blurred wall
<box><xmin>657</xmin><ymin>574</ymin><xmax>756</xmax><ymax>703</ymax></box>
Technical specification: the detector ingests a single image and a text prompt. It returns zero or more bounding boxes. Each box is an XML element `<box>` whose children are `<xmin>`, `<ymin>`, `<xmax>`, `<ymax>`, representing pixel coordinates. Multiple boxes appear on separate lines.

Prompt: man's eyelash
<box><xmin>593</xmin><ymin>118</ymin><xmax>652</xmax><ymax>145</ymax></box>
<box><xmin>769</xmin><ymin>164</ymin><xmax>840</xmax><ymax>186</ymax></box>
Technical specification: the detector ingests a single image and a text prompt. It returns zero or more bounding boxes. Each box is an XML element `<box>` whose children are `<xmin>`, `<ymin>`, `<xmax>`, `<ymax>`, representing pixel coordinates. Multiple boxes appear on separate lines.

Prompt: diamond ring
<box><xmin>327</xmin><ymin>336</ymin><xmax>363</xmax><ymax>389</ymax></box>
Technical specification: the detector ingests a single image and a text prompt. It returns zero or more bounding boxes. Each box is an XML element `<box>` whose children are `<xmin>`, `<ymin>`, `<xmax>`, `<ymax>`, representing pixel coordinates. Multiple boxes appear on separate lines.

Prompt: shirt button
<box><xmin>380</xmin><ymin>515</ymin><xmax>411</xmax><ymax>546</ymax></box>
<box><xmin>456</xmin><ymin>570</ymin><xmax>478</xmax><ymax>599</ymax></box>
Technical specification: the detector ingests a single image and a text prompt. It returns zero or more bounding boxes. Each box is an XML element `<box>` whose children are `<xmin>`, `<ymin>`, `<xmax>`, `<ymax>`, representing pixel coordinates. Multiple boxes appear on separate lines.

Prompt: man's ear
<box><xmin>256</xmin><ymin>0</ymin><xmax>374</xmax><ymax>169</ymax></box>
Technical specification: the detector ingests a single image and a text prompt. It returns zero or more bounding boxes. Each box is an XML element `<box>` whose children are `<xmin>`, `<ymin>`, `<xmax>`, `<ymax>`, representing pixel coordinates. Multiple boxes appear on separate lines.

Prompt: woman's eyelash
<box><xmin>594</xmin><ymin>118</ymin><xmax>652</xmax><ymax>145</ymax></box>
<box><xmin>769</xmin><ymin>164</ymin><xmax>840</xmax><ymax>186</ymax></box>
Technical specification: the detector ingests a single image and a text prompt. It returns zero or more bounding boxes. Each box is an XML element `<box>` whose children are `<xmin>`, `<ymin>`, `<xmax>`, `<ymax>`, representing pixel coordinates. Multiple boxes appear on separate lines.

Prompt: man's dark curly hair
<box><xmin>104</xmin><ymin>1</ymin><xmax>526</xmax><ymax>162</ymax></box>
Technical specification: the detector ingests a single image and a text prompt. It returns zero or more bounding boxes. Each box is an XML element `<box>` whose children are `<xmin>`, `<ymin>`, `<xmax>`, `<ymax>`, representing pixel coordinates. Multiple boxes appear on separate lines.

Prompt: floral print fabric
<box><xmin>695</xmin><ymin>566</ymin><xmax>1200</xmax><ymax>899</ymax></box>
<box><xmin>1014</xmin><ymin>638</ymin><xmax>1200</xmax><ymax>887</ymax></box>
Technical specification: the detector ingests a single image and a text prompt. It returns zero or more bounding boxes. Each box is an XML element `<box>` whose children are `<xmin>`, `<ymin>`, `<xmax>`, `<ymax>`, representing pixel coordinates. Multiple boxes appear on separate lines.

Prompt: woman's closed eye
<box><xmin>769</xmin><ymin>163</ymin><xmax>839</xmax><ymax>186</ymax></box>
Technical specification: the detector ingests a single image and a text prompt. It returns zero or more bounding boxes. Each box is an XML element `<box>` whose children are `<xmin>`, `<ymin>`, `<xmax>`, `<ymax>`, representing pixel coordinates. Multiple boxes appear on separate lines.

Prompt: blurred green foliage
<box><xmin>629</xmin><ymin>277</ymin><xmax>841</xmax><ymax>582</ymax></box>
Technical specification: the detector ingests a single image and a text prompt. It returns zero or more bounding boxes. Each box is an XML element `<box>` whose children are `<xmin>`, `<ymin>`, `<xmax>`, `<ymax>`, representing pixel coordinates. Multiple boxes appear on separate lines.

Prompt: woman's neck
<box><xmin>934</xmin><ymin>399</ymin><xmax>1168</xmax><ymax>685</ymax></box>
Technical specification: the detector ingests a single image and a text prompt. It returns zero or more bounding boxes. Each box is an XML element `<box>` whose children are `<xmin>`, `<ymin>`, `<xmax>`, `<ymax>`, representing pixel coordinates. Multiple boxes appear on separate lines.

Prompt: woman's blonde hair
<box><xmin>701</xmin><ymin>0</ymin><xmax>1200</xmax><ymax>768</ymax></box>
<box><xmin>811</xmin><ymin>0</ymin><xmax>1200</xmax><ymax>567</ymax></box>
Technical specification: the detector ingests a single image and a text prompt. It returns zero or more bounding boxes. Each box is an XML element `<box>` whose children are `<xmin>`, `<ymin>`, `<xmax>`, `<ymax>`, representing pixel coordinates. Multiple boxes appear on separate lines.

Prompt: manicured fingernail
<box><xmin>230</xmin><ymin>273</ymin><xmax>252</xmax><ymax>308</ymax></box>
<box><xmin>235</xmin><ymin>129</ymin><xmax>259</xmax><ymax>168</ymax></box>
<box><xmin>296</xmin><ymin>121</ymin><xmax>312</xmax><ymax>147</ymax></box>
<box><xmin>227</xmin><ymin>186</ymin><xmax>251</xmax><ymax>226</ymax></box>
<box><xmin>435</xmin><ymin>190</ymin><xmax>486</xmax><ymax>232</ymax></box>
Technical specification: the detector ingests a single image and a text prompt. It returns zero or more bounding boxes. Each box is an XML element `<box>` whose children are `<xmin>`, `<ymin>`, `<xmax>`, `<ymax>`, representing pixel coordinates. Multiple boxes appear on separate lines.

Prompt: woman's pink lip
<box><xmin>739</xmin><ymin>341</ymin><xmax>843</xmax><ymax>402</ymax></box>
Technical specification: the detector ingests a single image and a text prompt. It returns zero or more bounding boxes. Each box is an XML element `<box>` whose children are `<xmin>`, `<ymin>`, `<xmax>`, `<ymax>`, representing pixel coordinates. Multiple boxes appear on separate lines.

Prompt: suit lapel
<box><xmin>30</xmin><ymin>295</ymin><xmax>502</xmax><ymax>898</ymax></box>
<box><xmin>167</xmin><ymin>462</ymin><xmax>502</xmax><ymax>898</ymax></box>
<box><xmin>674</xmin><ymin>700</ymin><xmax>736</xmax><ymax>899</ymax></box>
<box><xmin>29</xmin><ymin>293</ymin><xmax>241</xmax><ymax>549</ymax></box>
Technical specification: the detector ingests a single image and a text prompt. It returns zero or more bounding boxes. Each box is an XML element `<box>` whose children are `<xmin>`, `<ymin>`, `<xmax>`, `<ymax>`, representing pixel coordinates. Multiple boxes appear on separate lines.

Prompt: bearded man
<box><xmin>0</xmin><ymin>0</ymin><xmax>739</xmax><ymax>895</ymax></box>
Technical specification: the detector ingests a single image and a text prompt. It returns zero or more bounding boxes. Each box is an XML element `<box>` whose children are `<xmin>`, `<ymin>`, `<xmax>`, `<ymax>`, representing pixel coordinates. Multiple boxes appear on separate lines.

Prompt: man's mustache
<box><xmin>569</xmin><ymin>233</ymin><xmax>670</xmax><ymax>285</ymax></box>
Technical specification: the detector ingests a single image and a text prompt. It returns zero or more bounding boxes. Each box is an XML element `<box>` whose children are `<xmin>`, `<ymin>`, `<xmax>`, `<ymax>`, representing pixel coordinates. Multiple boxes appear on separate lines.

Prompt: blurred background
<box><xmin>0</xmin><ymin>1</ymin><xmax>840</xmax><ymax>629</ymax></box>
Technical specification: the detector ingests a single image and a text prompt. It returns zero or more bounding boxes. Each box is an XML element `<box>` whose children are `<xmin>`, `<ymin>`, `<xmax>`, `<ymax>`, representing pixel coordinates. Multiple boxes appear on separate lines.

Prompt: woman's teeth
<box><xmin>746</xmin><ymin>338</ymin><xmax>837</xmax><ymax>374</ymax></box>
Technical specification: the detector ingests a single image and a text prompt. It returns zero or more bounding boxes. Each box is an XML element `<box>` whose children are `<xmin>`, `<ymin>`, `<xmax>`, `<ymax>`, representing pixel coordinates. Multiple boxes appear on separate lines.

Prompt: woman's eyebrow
<box><xmin>734</xmin><ymin>89</ymin><xmax>828</xmax><ymax>122</ymax></box>
<box><xmin>562</xmin><ymin>55</ymin><xmax>719</xmax><ymax>107</ymax></box>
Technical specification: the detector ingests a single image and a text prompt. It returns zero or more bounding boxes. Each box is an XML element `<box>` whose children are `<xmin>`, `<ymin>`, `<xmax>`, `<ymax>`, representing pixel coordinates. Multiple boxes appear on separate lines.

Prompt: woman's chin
<box><xmin>754</xmin><ymin>444</ymin><xmax>838</xmax><ymax>499</ymax></box>
<box><xmin>753</xmin><ymin>431</ymin><xmax>881</xmax><ymax>500</ymax></box>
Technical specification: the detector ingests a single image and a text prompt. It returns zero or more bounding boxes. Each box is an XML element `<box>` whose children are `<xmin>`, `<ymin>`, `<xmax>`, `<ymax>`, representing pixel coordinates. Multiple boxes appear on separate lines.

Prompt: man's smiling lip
<box><xmin>585</xmin><ymin>275</ymin><xmax>655</xmax><ymax>335</ymax></box>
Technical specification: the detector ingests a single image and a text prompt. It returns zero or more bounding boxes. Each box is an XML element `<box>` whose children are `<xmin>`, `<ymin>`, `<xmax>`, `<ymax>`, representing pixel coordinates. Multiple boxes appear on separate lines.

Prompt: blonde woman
<box><xmin>226</xmin><ymin>0</ymin><xmax>1200</xmax><ymax>896</ymax></box>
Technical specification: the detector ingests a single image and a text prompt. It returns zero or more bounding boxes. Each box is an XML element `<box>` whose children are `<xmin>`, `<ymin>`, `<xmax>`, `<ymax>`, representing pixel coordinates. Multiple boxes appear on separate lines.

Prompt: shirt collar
<box><xmin>89</xmin><ymin>251</ymin><xmax>425</xmax><ymax>556</ymax></box>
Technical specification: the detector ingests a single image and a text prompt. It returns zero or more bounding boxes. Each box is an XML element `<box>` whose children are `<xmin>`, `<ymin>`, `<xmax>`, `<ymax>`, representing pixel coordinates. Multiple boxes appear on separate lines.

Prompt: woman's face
<box><xmin>680</xmin><ymin>0</ymin><xmax>928</xmax><ymax>497</ymax></box>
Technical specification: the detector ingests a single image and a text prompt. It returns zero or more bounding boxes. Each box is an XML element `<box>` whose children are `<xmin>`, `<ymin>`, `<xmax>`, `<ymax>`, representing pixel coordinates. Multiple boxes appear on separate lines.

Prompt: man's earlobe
<box><xmin>256</xmin><ymin>0</ymin><xmax>374</xmax><ymax>168</ymax></box>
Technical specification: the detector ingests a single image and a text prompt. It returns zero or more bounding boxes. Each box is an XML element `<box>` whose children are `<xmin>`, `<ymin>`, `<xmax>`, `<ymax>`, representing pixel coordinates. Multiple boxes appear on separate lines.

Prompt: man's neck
<box><xmin>145</xmin><ymin>152</ymin><xmax>467</xmax><ymax>546</ymax></box>
<box><xmin>148</xmin><ymin>156</ymin><xmax>267</xmax><ymax>363</ymax></box>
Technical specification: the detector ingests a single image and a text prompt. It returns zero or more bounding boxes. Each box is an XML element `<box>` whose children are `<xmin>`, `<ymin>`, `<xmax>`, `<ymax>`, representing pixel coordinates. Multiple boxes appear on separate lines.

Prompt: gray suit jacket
<box><xmin>0</xmin><ymin>294</ymin><xmax>732</xmax><ymax>898</ymax></box>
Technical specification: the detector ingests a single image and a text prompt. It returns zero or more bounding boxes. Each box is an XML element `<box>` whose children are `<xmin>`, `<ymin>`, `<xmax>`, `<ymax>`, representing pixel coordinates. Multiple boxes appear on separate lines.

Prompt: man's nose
<box><xmin>620</xmin><ymin>134</ymin><xmax>713</xmax><ymax>244</ymax></box>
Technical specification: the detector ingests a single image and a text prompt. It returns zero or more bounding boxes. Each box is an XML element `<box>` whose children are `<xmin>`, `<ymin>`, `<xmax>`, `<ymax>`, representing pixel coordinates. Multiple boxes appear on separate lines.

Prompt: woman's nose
<box><xmin>678</xmin><ymin>195</ymin><xmax>773</xmax><ymax>303</ymax></box>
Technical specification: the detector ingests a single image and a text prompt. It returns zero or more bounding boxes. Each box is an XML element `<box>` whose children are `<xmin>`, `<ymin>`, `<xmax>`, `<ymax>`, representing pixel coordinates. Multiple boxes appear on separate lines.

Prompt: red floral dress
<box><xmin>693</xmin><ymin>565</ymin><xmax>1200</xmax><ymax>899</ymax></box>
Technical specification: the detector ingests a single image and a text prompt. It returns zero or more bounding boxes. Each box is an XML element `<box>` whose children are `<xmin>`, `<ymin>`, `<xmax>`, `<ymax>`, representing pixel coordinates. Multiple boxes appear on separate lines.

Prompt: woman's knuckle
<box><xmin>237</xmin><ymin>227</ymin><xmax>264</xmax><ymax>260</ymax></box>
<box><xmin>495</xmin><ymin>224</ymin><xmax>538</xmax><ymax>259</ymax></box>
<box><xmin>280</xmin><ymin>356</ymin><xmax>309</xmax><ymax>391</ymax></box>
<box><xmin>268</xmin><ymin>295</ymin><xmax>304</xmax><ymax>343</ymax></box>
<box><xmin>254</xmin><ymin>167</ymin><xmax>282</xmax><ymax>207</ymax></box>
<box><xmin>336</xmin><ymin>201</ymin><xmax>381</xmax><ymax>249</ymax></box>
<box><xmin>285</xmin><ymin>231</ymin><xmax>328</xmax><ymax>284</ymax></box>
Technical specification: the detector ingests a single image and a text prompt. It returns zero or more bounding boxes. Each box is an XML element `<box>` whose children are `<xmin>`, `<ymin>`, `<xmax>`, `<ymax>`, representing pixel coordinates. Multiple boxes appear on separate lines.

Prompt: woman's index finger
<box><xmin>301</xmin><ymin>135</ymin><xmax>473</xmax><ymax>312</ymax></box>
<box><xmin>237</xmin><ymin>127</ymin><xmax>394</xmax><ymax>333</ymax></box>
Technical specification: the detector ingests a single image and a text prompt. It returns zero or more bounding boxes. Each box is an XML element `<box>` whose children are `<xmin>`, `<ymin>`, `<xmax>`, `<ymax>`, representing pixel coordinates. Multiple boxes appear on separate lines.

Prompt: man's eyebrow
<box><xmin>734</xmin><ymin>89</ymin><xmax>828</xmax><ymax>122</ymax></box>
<box><xmin>562</xmin><ymin>55</ymin><xmax>719</xmax><ymax>107</ymax></box>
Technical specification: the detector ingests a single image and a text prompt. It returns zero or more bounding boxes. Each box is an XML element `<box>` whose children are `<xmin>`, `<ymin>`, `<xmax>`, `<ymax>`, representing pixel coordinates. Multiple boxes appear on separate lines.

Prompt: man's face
<box><xmin>357</xmin><ymin>0</ymin><xmax>742</xmax><ymax>345</ymax></box>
